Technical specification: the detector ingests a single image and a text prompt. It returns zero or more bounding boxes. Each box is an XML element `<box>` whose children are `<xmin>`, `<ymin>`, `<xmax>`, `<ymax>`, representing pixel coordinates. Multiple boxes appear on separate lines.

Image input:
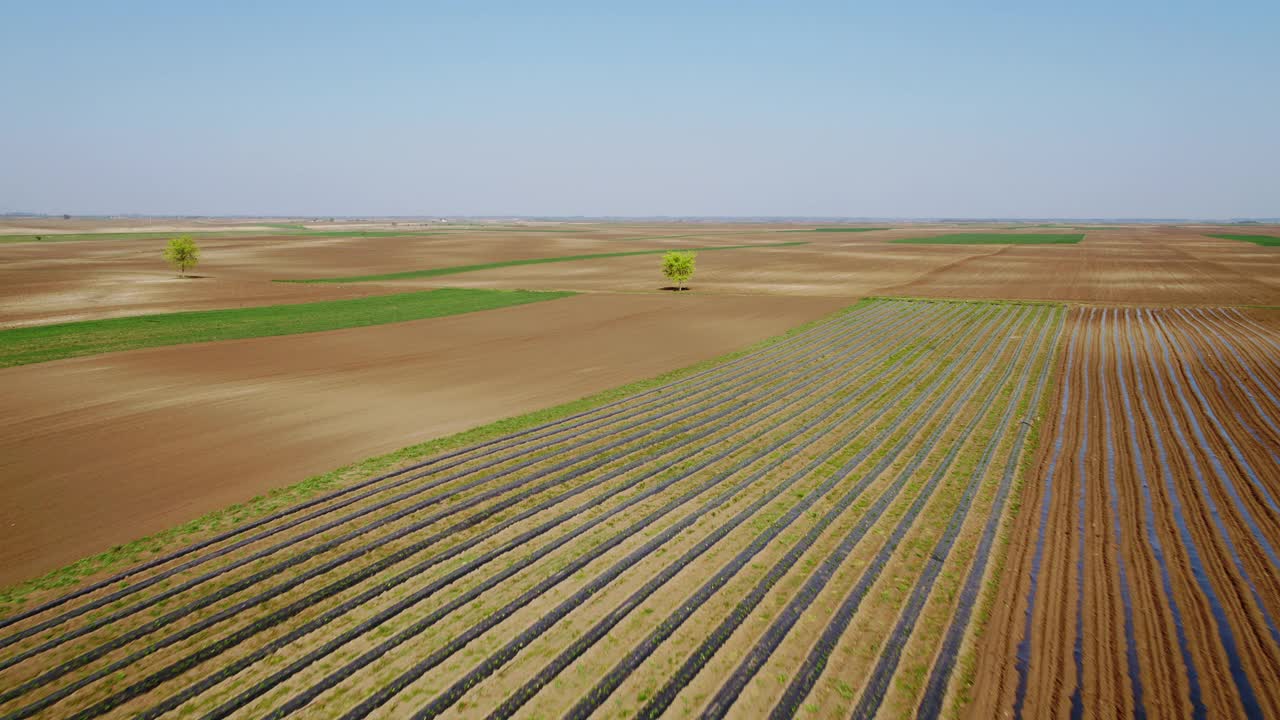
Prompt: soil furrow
<box><xmin>970</xmin><ymin>305</ymin><xmax>1280</xmax><ymax>720</ymax></box>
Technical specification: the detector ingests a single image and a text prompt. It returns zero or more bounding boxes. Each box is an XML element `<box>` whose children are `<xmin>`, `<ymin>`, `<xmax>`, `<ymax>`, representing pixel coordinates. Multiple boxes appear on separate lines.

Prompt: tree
<box><xmin>661</xmin><ymin>250</ymin><xmax>696</xmax><ymax>291</ymax></box>
<box><xmin>164</xmin><ymin>236</ymin><xmax>200</xmax><ymax>277</ymax></box>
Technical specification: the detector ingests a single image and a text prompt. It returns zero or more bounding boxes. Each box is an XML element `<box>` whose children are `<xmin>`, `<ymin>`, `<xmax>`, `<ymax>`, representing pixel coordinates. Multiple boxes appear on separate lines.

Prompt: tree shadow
<box><xmin>176</xmin><ymin>275</ymin><xmax>212</xmax><ymax>280</ymax></box>
<box><xmin>660</xmin><ymin>286</ymin><xmax>692</xmax><ymax>292</ymax></box>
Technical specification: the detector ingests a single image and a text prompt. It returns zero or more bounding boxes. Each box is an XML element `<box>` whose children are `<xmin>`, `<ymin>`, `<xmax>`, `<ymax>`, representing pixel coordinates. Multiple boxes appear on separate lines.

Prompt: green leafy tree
<box><xmin>661</xmin><ymin>250</ymin><xmax>696</xmax><ymax>291</ymax></box>
<box><xmin>164</xmin><ymin>236</ymin><xmax>200</xmax><ymax>277</ymax></box>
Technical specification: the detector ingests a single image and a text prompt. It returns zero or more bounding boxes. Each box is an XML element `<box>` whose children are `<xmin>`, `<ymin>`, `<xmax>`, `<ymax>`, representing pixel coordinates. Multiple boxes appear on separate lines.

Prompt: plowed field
<box><xmin>971</xmin><ymin>307</ymin><xmax>1280</xmax><ymax>720</ymax></box>
<box><xmin>0</xmin><ymin>299</ymin><xmax>1061</xmax><ymax>719</ymax></box>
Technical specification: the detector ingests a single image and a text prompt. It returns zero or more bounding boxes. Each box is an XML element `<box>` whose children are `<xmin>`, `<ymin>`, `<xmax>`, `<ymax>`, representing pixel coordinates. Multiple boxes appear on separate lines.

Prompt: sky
<box><xmin>2</xmin><ymin>1</ymin><xmax>1277</xmax><ymax>218</ymax></box>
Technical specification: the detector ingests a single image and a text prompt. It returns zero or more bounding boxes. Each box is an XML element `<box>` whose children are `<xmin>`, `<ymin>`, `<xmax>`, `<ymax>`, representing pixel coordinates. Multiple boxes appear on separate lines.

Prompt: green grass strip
<box><xmin>0</xmin><ymin>297</ymin><xmax>878</xmax><ymax>609</ymax></box>
<box><xmin>0</xmin><ymin>288</ymin><xmax>573</xmax><ymax>368</ymax></box>
<box><xmin>1207</xmin><ymin>233</ymin><xmax>1280</xmax><ymax>247</ymax></box>
<box><xmin>279</xmin><ymin>241</ymin><xmax>810</xmax><ymax>284</ymax></box>
<box><xmin>890</xmin><ymin>233</ymin><xmax>1084</xmax><ymax>245</ymax></box>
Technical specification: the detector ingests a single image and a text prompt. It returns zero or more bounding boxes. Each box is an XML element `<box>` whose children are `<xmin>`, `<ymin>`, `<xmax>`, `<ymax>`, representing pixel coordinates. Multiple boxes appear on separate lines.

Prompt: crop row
<box><xmin>0</xmin><ymin>299</ymin><xmax>1067</xmax><ymax>719</ymax></box>
<box><xmin>0</xmin><ymin>310</ymin><xmax>884</xmax><ymax>689</ymax></box>
<box><xmin>914</xmin><ymin>310</ymin><xmax>1062</xmax><ymax>719</ymax></box>
<box><xmin>595</xmin><ymin>304</ymin><xmax>1057</xmax><ymax>719</ymax></box>
<box><xmin>0</xmin><ymin>300</ymin><xmax>877</xmax><ymax>642</ymax></box>
<box><xmin>696</xmin><ymin>307</ymin><xmax>1035</xmax><ymax>718</ymax></box>
<box><xmin>120</xmin><ymin>303</ymin><xmax>961</xmax><ymax>720</ymax></box>
<box><xmin>5</xmin><ymin>296</ymin><xmax>900</xmax><ymax>650</ymax></box>
<box><xmin>477</xmin><ymin>308</ymin><xmax>1034</xmax><ymax>720</ymax></box>
<box><xmin>847</xmin><ymin>305</ymin><xmax>1060</xmax><ymax>719</ymax></box>
<box><xmin>0</xmin><ymin>300</ymin><xmax>942</xmax><ymax>716</ymax></box>
<box><xmin>1001</xmin><ymin>307</ymin><xmax>1280</xmax><ymax>720</ymax></box>
<box><xmin>281</xmin><ymin>303</ymin><xmax>1003</xmax><ymax>719</ymax></box>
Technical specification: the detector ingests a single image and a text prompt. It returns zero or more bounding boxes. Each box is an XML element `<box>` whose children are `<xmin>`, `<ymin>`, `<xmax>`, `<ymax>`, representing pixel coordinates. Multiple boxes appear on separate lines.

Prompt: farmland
<box><xmin>7</xmin><ymin>1</ymin><xmax>1280</xmax><ymax>715</ymax></box>
<box><xmin>4</xmin><ymin>222</ymin><xmax>1278</xmax><ymax>329</ymax></box>
<box><xmin>2</xmin><ymin>218</ymin><xmax>1279</xmax><ymax>719</ymax></box>
<box><xmin>279</xmin><ymin>241</ymin><xmax>809</xmax><ymax>284</ymax></box>
<box><xmin>970</xmin><ymin>307</ymin><xmax>1280</xmax><ymax>719</ymax></box>
<box><xmin>0</xmin><ymin>292</ymin><xmax>842</xmax><ymax>584</ymax></box>
<box><xmin>0</xmin><ymin>299</ymin><xmax>1060</xmax><ymax>718</ymax></box>
<box><xmin>1207</xmin><ymin>234</ymin><xmax>1280</xmax><ymax>247</ymax></box>
<box><xmin>0</xmin><ymin>288</ymin><xmax>573</xmax><ymax>368</ymax></box>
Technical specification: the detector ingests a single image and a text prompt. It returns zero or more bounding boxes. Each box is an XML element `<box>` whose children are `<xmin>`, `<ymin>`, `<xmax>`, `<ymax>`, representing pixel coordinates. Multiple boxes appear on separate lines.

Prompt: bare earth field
<box><xmin>893</xmin><ymin>227</ymin><xmax>1280</xmax><ymax>305</ymax></box>
<box><xmin>0</xmin><ymin>292</ymin><xmax>844</xmax><ymax>585</ymax></box>
<box><xmin>0</xmin><ymin>225</ymin><xmax>780</xmax><ymax>328</ymax></box>
<box><xmin>2</xmin><ymin>219</ymin><xmax>1280</xmax><ymax>719</ymax></box>
<box><xmin>356</xmin><ymin>226</ymin><xmax>1280</xmax><ymax>306</ymax></box>
<box><xmin>971</xmin><ymin>307</ymin><xmax>1280</xmax><ymax>719</ymax></box>
<box><xmin>7</xmin><ymin>223</ymin><xmax>1275</xmax><ymax>329</ymax></box>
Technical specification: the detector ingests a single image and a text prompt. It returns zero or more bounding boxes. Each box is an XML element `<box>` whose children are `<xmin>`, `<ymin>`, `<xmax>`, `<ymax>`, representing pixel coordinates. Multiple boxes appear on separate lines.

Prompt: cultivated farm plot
<box><xmin>0</xmin><ymin>299</ymin><xmax>1061</xmax><ymax>719</ymax></box>
<box><xmin>973</xmin><ymin>307</ymin><xmax>1280</xmax><ymax>719</ymax></box>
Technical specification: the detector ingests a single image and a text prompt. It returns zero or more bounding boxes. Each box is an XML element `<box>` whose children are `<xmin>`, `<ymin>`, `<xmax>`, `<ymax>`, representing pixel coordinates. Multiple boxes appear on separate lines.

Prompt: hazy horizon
<box><xmin>4</xmin><ymin>1</ymin><xmax>1276</xmax><ymax>218</ymax></box>
<box><xmin>4</xmin><ymin>212</ymin><xmax>1278</xmax><ymax>224</ymax></box>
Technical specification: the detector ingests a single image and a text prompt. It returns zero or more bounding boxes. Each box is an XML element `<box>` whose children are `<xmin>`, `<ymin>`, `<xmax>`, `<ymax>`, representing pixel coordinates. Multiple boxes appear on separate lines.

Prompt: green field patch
<box><xmin>1207</xmin><ymin>233</ymin><xmax>1280</xmax><ymax>247</ymax></box>
<box><xmin>890</xmin><ymin>233</ymin><xmax>1083</xmax><ymax>245</ymax></box>
<box><xmin>0</xmin><ymin>288</ymin><xmax>572</xmax><ymax>368</ymax></box>
<box><xmin>280</xmin><ymin>241</ymin><xmax>809</xmax><ymax>284</ymax></box>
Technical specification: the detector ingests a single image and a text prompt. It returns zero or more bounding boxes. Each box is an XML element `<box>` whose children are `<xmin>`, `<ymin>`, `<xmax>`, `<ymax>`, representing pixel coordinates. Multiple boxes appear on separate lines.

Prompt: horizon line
<box><xmin>3</xmin><ymin>212</ymin><xmax>1277</xmax><ymax>224</ymax></box>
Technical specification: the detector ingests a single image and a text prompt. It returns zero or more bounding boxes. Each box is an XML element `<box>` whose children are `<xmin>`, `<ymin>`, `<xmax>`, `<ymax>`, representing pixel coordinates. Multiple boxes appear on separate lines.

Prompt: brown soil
<box><xmin>967</xmin><ymin>307</ymin><xmax>1280</xmax><ymax>719</ymax></box>
<box><xmin>372</xmin><ymin>225</ymin><xmax>1280</xmax><ymax>306</ymax></box>
<box><xmin>0</xmin><ymin>292</ymin><xmax>843</xmax><ymax>585</ymax></box>
<box><xmin>0</xmin><ymin>228</ymin><xmax>710</xmax><ymax>327</ymax></box>
<box><xmin>892</xmin><ymin>229</ymin><xmax>1280</xmax><ymax>305</ymax></box>
<box><xmin>6</xmin><ymin>223</ymin><xmax>1275</xmax><ymax>330</ymax></box>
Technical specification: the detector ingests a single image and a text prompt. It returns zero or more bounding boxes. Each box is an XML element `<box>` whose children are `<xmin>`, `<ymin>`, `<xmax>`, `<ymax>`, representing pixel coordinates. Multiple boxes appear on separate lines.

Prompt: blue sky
<box><xmin>2</xmin><ymin>1</ymin><xmax>1276</xmax><ymax>218</ymax></box>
